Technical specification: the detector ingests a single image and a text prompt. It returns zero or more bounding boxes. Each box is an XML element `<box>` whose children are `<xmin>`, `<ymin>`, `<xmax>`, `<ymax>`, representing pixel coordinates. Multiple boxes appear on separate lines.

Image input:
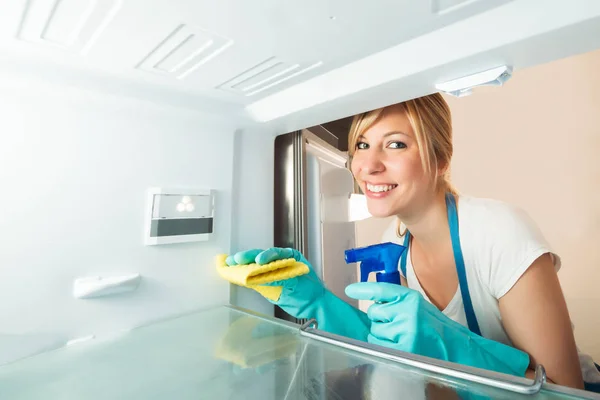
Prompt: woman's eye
<box><xmin>356</xmin><ymin>141</ymin><xmax>369</xmax><ymax>150</ymax></box>
<box><xmin>388</xmin><ymin>141</ymin><xmax>407</xmax><ymax>149</ymax></box>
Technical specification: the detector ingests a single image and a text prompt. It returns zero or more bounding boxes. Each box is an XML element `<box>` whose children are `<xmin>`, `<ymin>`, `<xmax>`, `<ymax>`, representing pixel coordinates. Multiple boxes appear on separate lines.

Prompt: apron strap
<box><xmin>446</xmin><ymin>193</ymin><xmax>482</xmax><ymax>336</ymax></box>
<box><xmin>398</xmin><ymin>193</ymin><xmax>482</xmax><ymax>336</ymax></box>
<box><xmin>400</xmin><ymin>232</ymin><xmax>410</xmax><ymax>278</ymax></box>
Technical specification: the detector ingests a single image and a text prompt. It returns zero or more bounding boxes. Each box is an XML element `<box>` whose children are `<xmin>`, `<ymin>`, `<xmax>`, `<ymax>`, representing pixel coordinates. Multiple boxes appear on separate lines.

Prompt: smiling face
<box><xmin>350</xmin><ymin>104</ymin><xmax>438</xmax><ymax>218</ymax></box>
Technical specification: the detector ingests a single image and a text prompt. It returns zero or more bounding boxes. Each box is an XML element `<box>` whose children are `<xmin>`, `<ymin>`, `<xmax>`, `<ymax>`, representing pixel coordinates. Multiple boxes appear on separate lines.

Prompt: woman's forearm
<box><xmin>524</xmin><ymin>368</ymin><xmax>587</xmax><ymax>389</ymax></box>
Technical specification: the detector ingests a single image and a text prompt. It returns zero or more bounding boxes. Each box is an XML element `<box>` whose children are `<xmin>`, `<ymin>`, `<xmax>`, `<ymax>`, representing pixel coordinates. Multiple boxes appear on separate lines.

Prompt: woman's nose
<box><xmin>358</xmin><ymin>150</ymin><xmax>385</xmax><ymax>175</ymax></box>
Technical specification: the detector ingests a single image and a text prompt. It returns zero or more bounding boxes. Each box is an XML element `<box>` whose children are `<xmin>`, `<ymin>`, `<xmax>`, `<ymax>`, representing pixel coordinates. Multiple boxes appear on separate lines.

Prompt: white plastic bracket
<box><xmin>73</xmin><ymin>273</ymin><xmax>142</xmax><ymax>299</ymax></box>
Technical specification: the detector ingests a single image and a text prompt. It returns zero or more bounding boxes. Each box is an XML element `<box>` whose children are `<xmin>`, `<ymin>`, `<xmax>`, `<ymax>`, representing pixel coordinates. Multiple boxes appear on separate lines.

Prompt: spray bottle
<box><xmin>344</xmin><ymin>242</ymin><xmax>406</xmax><ymax>284</ymax></box>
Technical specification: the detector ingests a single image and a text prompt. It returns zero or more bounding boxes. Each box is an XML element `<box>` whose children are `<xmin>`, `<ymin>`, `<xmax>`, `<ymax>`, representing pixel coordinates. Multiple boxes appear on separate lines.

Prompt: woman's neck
<box><xmin>400</xmin><ymin>190</ymin><xmax>450</xmax><ymax>253</ymax></box>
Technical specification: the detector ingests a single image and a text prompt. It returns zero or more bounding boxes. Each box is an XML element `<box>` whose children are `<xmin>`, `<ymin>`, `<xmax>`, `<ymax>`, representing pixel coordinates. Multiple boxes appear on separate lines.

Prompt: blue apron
<box><xmin>400</xmin><ymin>192</ymin><xmax>481</xmax><ymax>335</ymax></box>
<box><xmin>399</xmin><ymin>193</ymin><xmax>600</xmax><ymax>392</ymax></box>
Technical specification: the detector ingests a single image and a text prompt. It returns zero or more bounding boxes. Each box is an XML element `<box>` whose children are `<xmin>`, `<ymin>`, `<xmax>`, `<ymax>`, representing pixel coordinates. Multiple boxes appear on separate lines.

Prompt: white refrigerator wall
<box><xmin>228</xmin><ymin>127</ymin><xmax>276</xmax><ymax>317</ymax></box>
<box><xmin>0</xmin><ymin>77</ymin><xmax>236</xmax><ymax>351</ymax></box>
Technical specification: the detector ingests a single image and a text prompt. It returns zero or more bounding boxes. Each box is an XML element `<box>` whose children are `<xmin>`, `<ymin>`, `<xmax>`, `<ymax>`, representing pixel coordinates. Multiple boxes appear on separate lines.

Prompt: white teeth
<box><xmin>366</xmin><ymin>183</ymin><xmax>397</xmax><ymax>193</ymax></box>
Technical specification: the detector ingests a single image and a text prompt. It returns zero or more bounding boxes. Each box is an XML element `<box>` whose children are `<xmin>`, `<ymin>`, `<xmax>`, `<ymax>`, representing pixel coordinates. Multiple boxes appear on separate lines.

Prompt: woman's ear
<box><xmin>437</xmin><ymin>159</ymin><xmax>449</xmax><ymax>177</ymax></box>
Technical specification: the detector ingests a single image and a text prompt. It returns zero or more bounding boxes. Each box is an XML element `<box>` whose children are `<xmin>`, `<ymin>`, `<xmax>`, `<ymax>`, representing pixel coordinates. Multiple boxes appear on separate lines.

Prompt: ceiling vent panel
<box><xmin>137</xmin><ymin>24</ymin><xmax>233</xmax><ymax>80</ymax></box>
<box><xmin>432</xmin><ymin>0</ymin><xmax>478</xmax><ymax>14</ymax></box>
<box><xmin>218</xmin><ymin>57</ymin><xmax>323</xmax><ymax>97</ymax></box>
<box><xmin>17</xmin><ymin>0</ymin><xmax>123</xmax><ymax>54</ymax></box>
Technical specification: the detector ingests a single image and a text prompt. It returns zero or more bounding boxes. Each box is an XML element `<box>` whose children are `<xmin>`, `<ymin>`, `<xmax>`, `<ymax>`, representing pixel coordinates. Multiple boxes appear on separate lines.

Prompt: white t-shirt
<box><xmin>380</xmin><ymin>194</ymin><xmax>600</xmax><ymax>383</ymax></box>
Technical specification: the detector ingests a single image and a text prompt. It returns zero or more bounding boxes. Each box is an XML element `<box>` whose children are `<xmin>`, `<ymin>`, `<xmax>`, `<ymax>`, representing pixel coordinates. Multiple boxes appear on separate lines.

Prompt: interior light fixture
<box><xmin>435</xmin><ymin>65</ymin><xmax>512</xmax><ymax>97</ymax></box>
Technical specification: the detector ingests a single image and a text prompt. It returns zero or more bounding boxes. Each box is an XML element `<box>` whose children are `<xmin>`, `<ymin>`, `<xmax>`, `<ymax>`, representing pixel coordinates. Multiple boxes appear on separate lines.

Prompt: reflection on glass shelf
<box><xmin>0</xmin><ymin>305</ymin><xmax>596</xmax><ymax>400</ymax></box>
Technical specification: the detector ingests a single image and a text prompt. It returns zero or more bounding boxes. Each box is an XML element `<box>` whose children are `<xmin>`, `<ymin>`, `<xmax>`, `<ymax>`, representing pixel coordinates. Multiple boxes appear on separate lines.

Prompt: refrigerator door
<box><xmin>274</xmin><ymin>129</ymin><xmax>359</xmax><ymax>323</ymax></box>
<box><xmin>305</xmin><ymin>132</ymin><xmax>358</xmax><ymax>307</ymax></box>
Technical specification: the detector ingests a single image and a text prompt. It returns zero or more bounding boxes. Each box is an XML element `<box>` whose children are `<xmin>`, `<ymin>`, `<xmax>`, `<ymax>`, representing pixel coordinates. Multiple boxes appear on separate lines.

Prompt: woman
<box><xmin>225</xmin><ymin>94</ymin><xmax>599</xmax><ymax>391</ymax></box>
<box><xmin>345</xmin><ymin>93</ymin><xmax>599</xmax><ymax>390</ymax></box>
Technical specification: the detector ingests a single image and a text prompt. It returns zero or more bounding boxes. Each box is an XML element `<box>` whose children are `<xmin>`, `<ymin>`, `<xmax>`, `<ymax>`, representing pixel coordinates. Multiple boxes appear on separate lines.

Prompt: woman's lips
<box><xmin>364</xmin><ymin>183</ymin><xmax>398</xmax><ymax>199</ymax></box>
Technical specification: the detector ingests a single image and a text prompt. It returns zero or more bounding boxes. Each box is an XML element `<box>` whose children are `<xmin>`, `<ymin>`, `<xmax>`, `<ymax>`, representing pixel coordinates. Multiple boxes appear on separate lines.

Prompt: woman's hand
<box><xmin>346</xmin><ymin>282</ymin><xmax>530</xmax><ymax>377</ymax></box>
<box><xmin>226</xmin><ymin>247</ymin><xmax>371</xmax><ymax>340</ymax></box>
<box><xmin>226</xmin><ymin>247</ymin><xmax>326</xmax><ymax>308</ymax></box>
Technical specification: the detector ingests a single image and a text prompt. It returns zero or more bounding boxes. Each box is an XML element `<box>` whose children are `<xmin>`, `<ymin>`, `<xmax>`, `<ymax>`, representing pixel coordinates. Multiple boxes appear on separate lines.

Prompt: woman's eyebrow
<box><xmin>358</xmin><ymin>131</ymin><xmax>410</xmax><ymax>140</ymax></box>
<box><xmin>383</xmin><ymin>131</ymin><xmax>410</xmax><ymax>138</ymax></box>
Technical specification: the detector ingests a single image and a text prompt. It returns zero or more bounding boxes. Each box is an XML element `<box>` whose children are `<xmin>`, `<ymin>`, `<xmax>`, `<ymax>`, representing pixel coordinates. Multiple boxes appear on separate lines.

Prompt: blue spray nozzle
<box><xmin>344</xmin><ymin>242</ymin><xmax>406</xmax><ymax>285</ymax></box>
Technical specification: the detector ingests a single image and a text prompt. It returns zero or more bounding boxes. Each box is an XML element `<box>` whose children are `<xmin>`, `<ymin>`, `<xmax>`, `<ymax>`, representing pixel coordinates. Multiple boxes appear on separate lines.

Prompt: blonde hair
<box><xmin>348</xmin><ymin>93</ymin><xmax>458</xmax><ymax>237</ymax></box>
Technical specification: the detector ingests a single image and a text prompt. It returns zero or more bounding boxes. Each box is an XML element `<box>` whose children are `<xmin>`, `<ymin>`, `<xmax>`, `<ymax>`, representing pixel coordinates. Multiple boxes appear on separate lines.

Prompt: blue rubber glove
<box><xmin>226</xmin><ymin>247</ymin><xmax>371</xmax><ymax>341</ymax></box>
<box><xmin>345</xmin><ymin>282</ymin><xmax>530</xmax><ymax>377</ymax></box>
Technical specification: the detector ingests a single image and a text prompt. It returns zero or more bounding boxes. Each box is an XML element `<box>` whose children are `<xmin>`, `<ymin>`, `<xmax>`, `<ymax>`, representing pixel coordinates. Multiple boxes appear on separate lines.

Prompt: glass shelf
<box><xmin>0</xmin><ymin>305</ymin><xmax>596</xmax><ymax>400</ymax></box>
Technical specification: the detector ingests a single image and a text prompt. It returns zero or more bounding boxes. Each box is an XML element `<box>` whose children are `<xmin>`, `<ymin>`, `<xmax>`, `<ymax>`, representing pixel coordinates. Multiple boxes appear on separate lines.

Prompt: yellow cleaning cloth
<box><xmin>215</xmin><ymin>254</ymin><xmax>309</xmax><ymax>301</ymax></box>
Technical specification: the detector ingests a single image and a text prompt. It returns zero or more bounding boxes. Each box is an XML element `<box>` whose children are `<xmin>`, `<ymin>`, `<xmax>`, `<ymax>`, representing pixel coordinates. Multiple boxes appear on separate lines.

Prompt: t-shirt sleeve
<box><xmin>476</xmin><ymin>203</ymin><xmax>561</xmax><ymax>299</ymax></box>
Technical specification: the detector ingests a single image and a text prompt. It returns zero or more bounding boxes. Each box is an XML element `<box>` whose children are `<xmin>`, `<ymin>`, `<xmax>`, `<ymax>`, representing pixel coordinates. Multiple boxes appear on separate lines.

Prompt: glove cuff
<box><xmin>465</xmin><ymin>334</ymin><xmax>530</xmax><ymax>377</ymax></box>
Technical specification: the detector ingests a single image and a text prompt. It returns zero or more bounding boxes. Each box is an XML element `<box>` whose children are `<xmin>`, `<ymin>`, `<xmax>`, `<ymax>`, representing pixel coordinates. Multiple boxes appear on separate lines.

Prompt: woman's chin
<box><xmin>366</xmin><ymin>206</ymin><xmax>396</xmax><ymax>219</ymax></box>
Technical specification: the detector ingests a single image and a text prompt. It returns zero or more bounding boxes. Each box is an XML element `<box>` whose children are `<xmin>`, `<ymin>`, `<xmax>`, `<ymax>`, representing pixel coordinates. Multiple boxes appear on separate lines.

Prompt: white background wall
<box><xmin>448</xmin><ymin>48</ymin><xmax>600</xmax><ymax>361</ymax></box>
<box><xmin>0</xmin><ymin>75</ymin><xmax>235</xmax><ymax>360</ymax></box>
